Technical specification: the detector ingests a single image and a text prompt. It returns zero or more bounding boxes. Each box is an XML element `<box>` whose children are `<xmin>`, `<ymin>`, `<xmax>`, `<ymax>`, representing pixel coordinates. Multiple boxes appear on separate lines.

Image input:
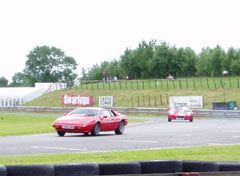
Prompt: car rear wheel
<box><xmin>168</xmin><ymin>117</ymin><xmax>171</xmax><ymax>122</ymax></box>
<box><xmin>190</xmin><ymin>118</ymin><xmax>193</xmax><ymax>122</ymax></box>
<box><xmin>91</xmin><ymin>123</ymin><xmax>100</xmax><ymax>136</ymax></box>
<box><xmin>115</xmin><ymin>121</ymin><xmax>125</xmax><ymax>135</ymax></box>
<box><xmin>57</xmin><ymin>131</ymin><xmax>65</xmax><ymax>137</ymax></box>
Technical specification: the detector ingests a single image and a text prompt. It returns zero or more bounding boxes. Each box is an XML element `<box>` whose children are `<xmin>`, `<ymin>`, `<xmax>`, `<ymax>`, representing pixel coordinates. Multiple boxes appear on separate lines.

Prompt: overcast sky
<box><xmin>1</xmin><ymin>0</ymin><xmax>240</xmax><ymax>81</ymax></box>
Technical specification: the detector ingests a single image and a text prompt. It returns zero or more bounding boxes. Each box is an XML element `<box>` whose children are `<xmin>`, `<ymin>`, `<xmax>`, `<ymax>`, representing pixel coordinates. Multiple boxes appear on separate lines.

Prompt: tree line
<box><xmin>1</xmin><ymin>40</ymin><xmax>240</xmax><ymax>87</ymax></box>
<box><xmin>81</xmin><ymin>40</ymin><xmax>240</xmax><ymax>81</ymax></box>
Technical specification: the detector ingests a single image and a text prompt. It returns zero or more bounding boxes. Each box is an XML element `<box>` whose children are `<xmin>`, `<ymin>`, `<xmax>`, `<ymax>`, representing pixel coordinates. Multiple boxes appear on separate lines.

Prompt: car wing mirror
<box><xmin>103</xmin><ymin>115</ymin><xmax>108</xmax><ymax>118</ymax></box>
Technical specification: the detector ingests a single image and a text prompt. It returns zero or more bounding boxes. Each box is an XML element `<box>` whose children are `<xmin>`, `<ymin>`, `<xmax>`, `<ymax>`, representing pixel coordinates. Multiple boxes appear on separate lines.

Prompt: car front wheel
<box><xmin>115</xmin><ymin>121</ymin><xmax>125</xmax><ymax>135</ymax></box>
<box><xmin>91</xmin><ymin>123</ymin><xmax>100</xmax><ymax>136</ymax></box>
<box><xmin>168</xmin><ymin>117</ymin><xmax>172</xmax><ymax>122</ymax></box>
<box><xmin>57</xmin><ymin>131</ymin><xmax>65</xmax><ymax>137</ymax></box>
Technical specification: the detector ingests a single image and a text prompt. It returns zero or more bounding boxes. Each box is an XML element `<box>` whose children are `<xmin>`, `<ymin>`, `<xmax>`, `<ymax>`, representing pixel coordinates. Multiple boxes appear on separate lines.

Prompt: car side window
<box><xmin>109</xmin><ymin>110</ymin><xmax>116</xmax><ymax>117</ymax></box>
<box><xmin>100</xmin><ymin>111</ymin><xmax>111</xmax><ymax>118</ymax></box>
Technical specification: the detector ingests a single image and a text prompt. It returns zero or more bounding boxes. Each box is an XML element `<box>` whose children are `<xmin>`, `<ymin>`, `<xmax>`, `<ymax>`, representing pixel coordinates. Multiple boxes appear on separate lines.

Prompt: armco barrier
<box><xmin>2</xmin><ymin>161</ymin><xmax>240</xmax><ymax>176</ymax></box>
<box><xmin>1</xmin><ymin>106</ymin><xmax>240</xmax><ymax>118</ymax></box>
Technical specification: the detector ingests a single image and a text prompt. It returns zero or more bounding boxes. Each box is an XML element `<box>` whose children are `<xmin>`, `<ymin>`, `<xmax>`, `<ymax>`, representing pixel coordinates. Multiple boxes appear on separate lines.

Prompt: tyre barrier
<box><xmin>0</xmin><ymin>165</ymin><xmax>7</xmax><ymax>176</ymax></box>
<box><xmin>99</xmin><ymin>162</ymin><xmax>141</xmax><ymax>175</ymax></box>
<box><xmin>139</xmin><ymin>160</ymin><xmax>183</xmax><ymax>174</ymax></box>
<box><xmin>54</xmin><ymin>163</ymin><xmax>99</xmax><ymax>176</ymax></box>
<box><xmin>182</xmin><ymin>161</ymin><xmax>219</xmax><ymax>172</ymax></box>
<box><xmin>5</xmin><ymin>165</ymin><xmax>55</xmax><ymax>176</ymax></box>
<box><xmin>1</xmin><ymin>160</ymin><xmax>240</xmax><ymax>176</ymax></box>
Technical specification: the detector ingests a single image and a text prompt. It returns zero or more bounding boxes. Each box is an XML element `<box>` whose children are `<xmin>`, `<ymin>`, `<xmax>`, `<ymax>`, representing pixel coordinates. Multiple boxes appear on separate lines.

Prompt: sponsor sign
<box><xmin>62</xmin><ymin>95</ymin><xmax>93</xmax><ymax>106</ymax></box>
<box><xmin>170</xmin><ymin>96</ymin><xmax>203</xmax><ymax>108</ymax></box>
<box><xmin>99</xmin><ymin>96</ymin><xmax>114</xmax><ymax>107</ymax></box>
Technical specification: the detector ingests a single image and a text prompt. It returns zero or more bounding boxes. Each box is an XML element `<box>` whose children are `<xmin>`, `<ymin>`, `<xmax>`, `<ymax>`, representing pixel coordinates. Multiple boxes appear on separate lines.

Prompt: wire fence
<box><xmin>69</xmin><ymin>78</ymin><xmax>240</xmax><ymax>90</ymax></box>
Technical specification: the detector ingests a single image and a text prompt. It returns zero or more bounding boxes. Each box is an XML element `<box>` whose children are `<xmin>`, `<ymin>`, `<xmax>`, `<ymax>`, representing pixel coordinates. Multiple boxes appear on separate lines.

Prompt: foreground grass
<box><xmin>1</xmin><ymin>145</ymin><xmax>240</xmax><ymax>165</ymax></box>
<box><xmin>0</xmin><ymin>113</ymin><xmax>146</xmax><ymax>137</ymax></box>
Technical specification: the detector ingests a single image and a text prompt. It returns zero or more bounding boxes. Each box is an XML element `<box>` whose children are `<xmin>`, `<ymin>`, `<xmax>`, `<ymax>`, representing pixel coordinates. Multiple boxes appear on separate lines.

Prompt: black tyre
<box><xmin>6</xmin><ymin>165</ymin><xmax>55</xmax><ymax>176</ymax></box>
<box><xmin>57</xmin><ymin>131</ymin><xmax>66</xmax><ymax>137</ymax></box>
<box><xmin>183</xmin><ymin>160</ymin><xmax>219</xmax><ymax>172</ymax></box>
<box><xmin>139</xmin><ymin>160</ymin><xmax>183</xmax><ymax>174</ymax></box>
<box><xmin>83</xmin><ymin>132</ymin><xmax>89</xmax><ymax>136</ymax></box>
<box><xmin>115</xmin><ymin>121</ymin><xmax>125</xmax><ymax>135</ymax></box>
<box><xmin>99</xmin><ymin>162</ymin><xmax>141</xmax><ymax>175</ymax></box>
<box><xmin>168</xmin><ymin>117</ymin><xmax>171</xmax><ymax>122</ymax></box>
<box><xmin>189</xmin><ymin>118</ymin><xmax>193</xmax><ymax>122</ymax></box>
<box><xmin>91</xmin><ymin>123</ymin><xmax>100</xmax><ymax>136</ymax></box>
<box><xmin>54</xmin><ymin>163</ymin><xmax>99</xmax><ymax>176</ymax></box>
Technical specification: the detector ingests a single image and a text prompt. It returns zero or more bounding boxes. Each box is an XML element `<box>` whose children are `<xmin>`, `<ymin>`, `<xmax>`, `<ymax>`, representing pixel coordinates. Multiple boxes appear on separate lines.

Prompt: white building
<box><xmin>0</xmin><ymin>82</ymin><xmax>67</xmax><ymax>107</ymax></box>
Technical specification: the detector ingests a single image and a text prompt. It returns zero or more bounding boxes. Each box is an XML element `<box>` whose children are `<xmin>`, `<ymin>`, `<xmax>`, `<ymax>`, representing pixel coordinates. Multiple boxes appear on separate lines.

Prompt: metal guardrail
<box><xmin>0</xmin><ymin>106</ymin><xmax>240</xmax><ymax>118</ymax></box>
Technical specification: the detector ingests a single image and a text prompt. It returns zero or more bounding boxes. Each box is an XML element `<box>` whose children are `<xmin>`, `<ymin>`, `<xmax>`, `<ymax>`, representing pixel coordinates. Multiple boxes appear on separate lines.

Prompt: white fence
<box><xmin>0</xmin><ymin>82</ymin><xmax>67</xmax><ymax>107</ymax></box>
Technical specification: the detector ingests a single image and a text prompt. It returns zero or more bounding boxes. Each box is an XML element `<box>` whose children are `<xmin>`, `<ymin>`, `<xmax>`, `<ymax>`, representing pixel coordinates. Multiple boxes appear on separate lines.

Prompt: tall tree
<box><xmin>0</xmin><ymin>77</ymin><xmax>8</xmax><ymax>87</ymax></box>
<box><xmin>24</xmin><ymin>46</ymin><xmax>77</xmax><ymax>86</ymax></box>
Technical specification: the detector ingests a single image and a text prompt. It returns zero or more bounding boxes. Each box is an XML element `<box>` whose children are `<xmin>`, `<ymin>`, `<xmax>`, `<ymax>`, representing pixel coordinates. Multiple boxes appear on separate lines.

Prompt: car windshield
<box><xmin>68</xmin><ymin>109</ymin><xmax>99</xmax><ymax>117</ymax></box>
<box><xmin>173</xmin><ymin>106</ymin><xmax>189</xmax><ymax>111</ymax></box>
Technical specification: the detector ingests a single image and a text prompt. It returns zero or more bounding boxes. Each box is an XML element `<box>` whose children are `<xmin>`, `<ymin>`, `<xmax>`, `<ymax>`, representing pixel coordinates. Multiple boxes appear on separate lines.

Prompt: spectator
<box><xmin>104</xmin><ymin>71</ymin><xmax>108</xmax><ymax>83</ymax></box>
<box><xmin>166</xmin><ymin>74</ymin><xmax>174</xmax><ymax>80</ymax></box>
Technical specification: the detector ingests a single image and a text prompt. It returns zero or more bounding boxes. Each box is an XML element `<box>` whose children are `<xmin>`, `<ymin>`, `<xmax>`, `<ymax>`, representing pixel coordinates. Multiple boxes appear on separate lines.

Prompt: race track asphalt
<box><xmin>1</xmin><ymin>117</ymin><xmax>240</xmax><ymax>156</ymax></box>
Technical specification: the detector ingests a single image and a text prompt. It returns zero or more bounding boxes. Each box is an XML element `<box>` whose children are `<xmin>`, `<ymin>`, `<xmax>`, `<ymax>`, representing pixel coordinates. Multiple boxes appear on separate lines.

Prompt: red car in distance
<box><xmin>168</xmin><ymin>105</ymin><xmax>194</xmax><ymax>122</ymax></box>
<box><xmin>52</xmin><ymin>108</ymin><xmax>128</xmax><ymax>136</ymax></box>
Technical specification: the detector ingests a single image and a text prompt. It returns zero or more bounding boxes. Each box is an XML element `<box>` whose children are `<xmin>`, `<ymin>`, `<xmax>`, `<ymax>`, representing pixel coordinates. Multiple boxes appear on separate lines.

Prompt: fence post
<box><xmin>179</xmin><ymin>80</ymin><xmax>182</xmax><ymax>89</ymax></box>
<box><xmin>238</xmin><ymin>78</ymin><xmax>239</xmax><ymax>88</ymax></box>
<box><xmin>142</xmin><ymin>80</ymin><xmax>144</xmax><ymax>89</ymax></box>
<box><xmin>148</xmin><ymin>80</ymin><xmax>150</xmax><ymax>89</ymax></box>
<box><xmin>119</xmin><ymin>80</ymin><xmax>122</xmax><ymax>90</ymax></box>
<box><xmin>137</xmin><ymin>96</ymin><xmax>139</xmax><ymax>107</ymax></box>
<box><xmin>229</xmin><ymin>78</ymin><xmax>232</xmax><ymax>88</ymax></box>
<box><xmin>214</xmin><ymin>79</ymin><xmax>216</xmax><ymax>88</ymax></box>
<box><xmin>200</xmin><ymin>78</ymin><xmax>202</xmax><ymax>88</ymax></box>
<box><xmin>143</xmin><ymin>96</ymin><xmax>145</xmax><ymax>106</ymax></box>
<box><xmin>131</xmin><ymin>80</ymin><xmax>133</xmax><ymax>89</ymax></box>
<box><xmin>148</xmin><ymin>95</ymin><xmax>151</xmax><ymax>106</ymax></box>
<box><xmin>173</xmin><ymin>80</ymin><xmax>175</xmax><ymax>89</ymax></box>
<box><xmin>131</xmin><ymin>97</ymin><xmax>134</xmax><ymax>107</ymax></box>
<box><xmin>166</xmin><ymin>80</ymin><xmax>169</xmax><ymax>89</ymax></box>
<box><xmin>155</xmin><ymin>80</ymin><xmax>157</xmax><ymax>89</ymax></box>
<box><xmin>166</xmin><ymin>93</ymin><xmax>169</xmax><ymax>105</ymax></box>
<box><xmin>137</xmin><ymin>81</ymin><xmax>139</xmax><ymax>90</ymax></box>
<box><xmin>186</xmin><ymin>79</ymin><xmax>188</xmax><ymax>88</ymax></box>
<box><xmin>207</xmin><ymin>79</ymin><xmax>209</xmax><ymax>88</ymax></box>
<box><xmin>193</xmin><ymin>79</ymin><xmax>195</xmax><ymax>88</ymax></box>
<box><xmin>160</xmin><ymin>94</ymin><xmax>162</xmax><ymax>105</ymax></box>
<box><xmin>155</xmin><ymin>96</ymin><xmax>157</xmax><ymax>106</ymax></box>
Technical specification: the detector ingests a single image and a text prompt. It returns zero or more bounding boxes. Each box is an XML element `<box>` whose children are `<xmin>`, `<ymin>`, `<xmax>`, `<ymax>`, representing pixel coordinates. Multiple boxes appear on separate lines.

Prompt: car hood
<box><xmin>53</xmin><ymin>115</ymin><xmax>97</xmax><ymax>125</ymax></box>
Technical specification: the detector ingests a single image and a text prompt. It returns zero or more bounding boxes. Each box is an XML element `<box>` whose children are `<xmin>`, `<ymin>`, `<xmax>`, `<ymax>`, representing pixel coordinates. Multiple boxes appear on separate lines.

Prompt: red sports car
<box><xmin>168</xmin><ymin>105</ymin><xmax>194</xmax><ymax>122</ymax></box>
<box><xmin>52</xmin><ymin>108</ymin><xmax>128</xmax><ymax>136</ymax></box>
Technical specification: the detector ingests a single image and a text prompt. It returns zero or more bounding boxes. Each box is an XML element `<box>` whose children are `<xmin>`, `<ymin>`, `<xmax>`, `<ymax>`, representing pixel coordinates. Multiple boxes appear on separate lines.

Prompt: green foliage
<box><xmin>85</xmin><ymin>40</ymin><xmax>240</xmax><ymax>80</ymax></box>
<box><xmin>0</xmin><ymin>76</ymin><xmax>8</xmax><ymax>87</ymax></box>
<box><xmin>23</xmin><ymin>46</ymin><xmax>77</xmax><ymax>86</ymax></box>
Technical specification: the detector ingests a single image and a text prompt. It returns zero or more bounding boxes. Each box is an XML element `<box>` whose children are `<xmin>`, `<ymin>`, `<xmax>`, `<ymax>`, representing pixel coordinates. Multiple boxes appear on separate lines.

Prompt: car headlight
<box><xmin>187</xmin><ymin>112</ymin><xmax>191</xmax><ymax>116</ymax></box>
<box><xmin>169</xmin><ymin>111</ymin><xmax>174</xmax><ymax>115</ymax></box>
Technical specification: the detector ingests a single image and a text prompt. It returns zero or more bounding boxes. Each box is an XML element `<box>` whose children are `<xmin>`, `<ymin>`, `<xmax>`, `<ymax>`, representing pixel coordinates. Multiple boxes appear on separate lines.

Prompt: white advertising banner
<box><xmin>99</xmin><ymin>96</ymin><xmax>114</xmax><ymax>107</ymax></box>
<box><xmin>170</xmin><ymin>96</ymin><xmax>203</xmax><ymax>108</ymax></box>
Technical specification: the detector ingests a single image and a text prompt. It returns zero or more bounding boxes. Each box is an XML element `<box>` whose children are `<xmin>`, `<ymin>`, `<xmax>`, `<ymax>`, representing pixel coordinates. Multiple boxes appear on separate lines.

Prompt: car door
<box><xmin>108</xmin><ymin>110</ymin><xmax>121</xmax><ymax>130</ymax></box>
<box><xmin>99</xmin><ymin>110</ymin><xmax>112</xmax><ymax>131</ymax></box>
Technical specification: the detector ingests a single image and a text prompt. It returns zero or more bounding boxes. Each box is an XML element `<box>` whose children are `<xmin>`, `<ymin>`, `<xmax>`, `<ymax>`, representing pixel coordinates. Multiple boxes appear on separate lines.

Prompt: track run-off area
<box><xmin>1</xmin><ymin>117</ymin><xmax>240</xmax><ymax>156</ymax></box>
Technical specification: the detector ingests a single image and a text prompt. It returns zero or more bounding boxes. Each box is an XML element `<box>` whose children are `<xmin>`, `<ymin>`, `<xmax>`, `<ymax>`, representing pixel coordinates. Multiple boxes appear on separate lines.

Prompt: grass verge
<box><xmin>1</xmin><ymin>145</ymin><xmax>240</xmax><ymax>165</ymax></box>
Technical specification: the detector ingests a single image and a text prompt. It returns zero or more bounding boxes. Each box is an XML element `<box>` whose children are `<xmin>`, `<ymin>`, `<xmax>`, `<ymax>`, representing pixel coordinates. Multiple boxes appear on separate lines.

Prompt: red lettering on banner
<box><xmin>61</xmin><ymin>95</ymin><xmax>93</xmax><ymax>106</ymax></box>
